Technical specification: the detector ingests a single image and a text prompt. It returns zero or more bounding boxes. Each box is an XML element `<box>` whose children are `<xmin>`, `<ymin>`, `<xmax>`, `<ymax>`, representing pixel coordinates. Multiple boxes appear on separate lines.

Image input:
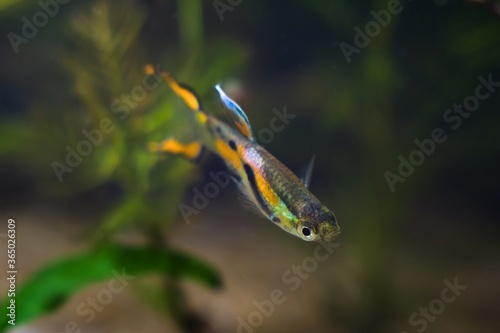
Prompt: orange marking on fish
<box><xmin>216</xmin><ymin>139</ymin><xmax>242</xmax><ymax>171</ymax></box>
<box><xmin>254</xmin><ymin>169</ymin><xmax>279</xmax><ymax>206</ymax></box>
<box><xmin>197</xmin><ymin>112</ymin><xmax>207</xmax><ymax>124</ymax></box>
<box><xmin>236</xmin><ymin>122</ymin><xmax>251</xmax><ymax>139</ymax></box>
<box><xmin>144</xmin><ymin>64</ymin><xmax>155</xmax><ymax>75</ymax></box>
<box><xmin>160</xmin><ymin>72</ymin><xmax>200</xmax><ymax>111</ymax></box>
<box><xmin>149</xmin><ymin>139</ymin><xmax>201</xmax><ymax>159</ymax></box>
<box><xmin>182</xmin><ymin>142</ymin><xmax>203</xmax><ymax>159</ymax></box>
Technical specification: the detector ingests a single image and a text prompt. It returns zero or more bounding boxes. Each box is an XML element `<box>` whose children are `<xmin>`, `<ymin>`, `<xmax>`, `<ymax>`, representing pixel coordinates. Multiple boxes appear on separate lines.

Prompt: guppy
<box><xmin>148</xmin><ymin>67</ymin><xmax>340</xmax><ymax>242</ymax></box>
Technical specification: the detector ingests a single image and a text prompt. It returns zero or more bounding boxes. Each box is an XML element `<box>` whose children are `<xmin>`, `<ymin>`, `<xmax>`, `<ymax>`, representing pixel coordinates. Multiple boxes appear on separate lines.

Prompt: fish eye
<box><xmin>301</xmin><ymin>225</ymin><xmax>315</xmax><ymax>239</ymax></box>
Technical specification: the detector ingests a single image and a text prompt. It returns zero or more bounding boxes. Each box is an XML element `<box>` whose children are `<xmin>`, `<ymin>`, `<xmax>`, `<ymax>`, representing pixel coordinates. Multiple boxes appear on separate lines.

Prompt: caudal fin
<box><xmin>144</xmin><ymin>65</ymin><xmax>206</xmax><ymax>121</ymax></box>
<box><xmin>149</xmin><ymin>138</ymin><xmax>205</xmax><ymax>162</ymax></box>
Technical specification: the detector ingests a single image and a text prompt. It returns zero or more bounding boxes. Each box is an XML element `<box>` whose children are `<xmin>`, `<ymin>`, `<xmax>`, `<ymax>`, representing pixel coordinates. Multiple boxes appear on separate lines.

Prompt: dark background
<box><xmin>0</xmin><ymin>0</ymin><xmax>499</xmax><ymax>332</ymax></box>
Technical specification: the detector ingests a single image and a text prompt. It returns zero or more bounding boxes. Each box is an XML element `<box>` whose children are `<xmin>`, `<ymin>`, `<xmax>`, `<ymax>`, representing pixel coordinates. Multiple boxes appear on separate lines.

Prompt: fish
<box><xmin>146</xmin><ymin>66</ymin><xmax>340</xmax><ymax>242</ymax></box>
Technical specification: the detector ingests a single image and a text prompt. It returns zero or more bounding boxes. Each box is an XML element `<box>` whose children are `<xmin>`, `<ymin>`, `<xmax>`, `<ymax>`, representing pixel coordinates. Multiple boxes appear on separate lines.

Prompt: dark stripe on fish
<box><xmin>243</xmin><ymin>163</ymin><xmax>273</xmax><ymax>218</ymax></box>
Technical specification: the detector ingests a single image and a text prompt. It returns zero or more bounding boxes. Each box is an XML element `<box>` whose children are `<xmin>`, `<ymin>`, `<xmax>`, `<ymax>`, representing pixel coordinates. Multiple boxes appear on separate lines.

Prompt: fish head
<box><xmin>295</xmin><ymin>205</ymin><xmax>340</xmax><ymax>242</ymax></box>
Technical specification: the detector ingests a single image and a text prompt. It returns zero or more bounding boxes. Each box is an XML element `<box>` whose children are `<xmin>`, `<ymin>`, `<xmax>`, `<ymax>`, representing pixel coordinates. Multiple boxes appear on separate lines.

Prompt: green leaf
<box><xmin>0</xmin><ymin>243</ymin><xmax>221</xmax><ymax>330</ymax></box>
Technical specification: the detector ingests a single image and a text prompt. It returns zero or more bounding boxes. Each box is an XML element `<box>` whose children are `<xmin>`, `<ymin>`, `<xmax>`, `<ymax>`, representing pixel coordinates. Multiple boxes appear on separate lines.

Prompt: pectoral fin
<box><xmin>215</xmin><ymin>85</ymin><xmax>256</xmax><ymax>142</ymax></box>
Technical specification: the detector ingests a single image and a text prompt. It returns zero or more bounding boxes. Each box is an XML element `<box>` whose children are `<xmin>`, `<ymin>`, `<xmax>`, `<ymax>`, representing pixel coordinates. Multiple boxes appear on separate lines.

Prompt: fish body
<box><xmin>148</xmin><ymin>67</ymin><xmax>340</xmax><ymax>242</ymax></box>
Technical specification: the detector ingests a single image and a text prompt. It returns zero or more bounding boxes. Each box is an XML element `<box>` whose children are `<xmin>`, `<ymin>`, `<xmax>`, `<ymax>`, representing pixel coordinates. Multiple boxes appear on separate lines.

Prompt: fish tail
<box><xmin>145</xmin><ymin>65</ymin><xmax>206</xmax><ymax>162</ymax></box>
<box><xmin>144</xmin><ymin>64</ymin><xmax>207</xmax><ymax>124</ymax></box>
<box><xmin>149</xmin><ymin>138</ymin><xmax>205</xmax><ymax>162</ymax></box>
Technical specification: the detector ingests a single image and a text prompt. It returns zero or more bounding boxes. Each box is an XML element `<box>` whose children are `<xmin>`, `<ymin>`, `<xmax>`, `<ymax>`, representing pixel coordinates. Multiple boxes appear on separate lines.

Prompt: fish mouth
<box><xmin>318</xmin><ymin>222</ymin><xmax>341</xmax><ymax>242</ymax></box>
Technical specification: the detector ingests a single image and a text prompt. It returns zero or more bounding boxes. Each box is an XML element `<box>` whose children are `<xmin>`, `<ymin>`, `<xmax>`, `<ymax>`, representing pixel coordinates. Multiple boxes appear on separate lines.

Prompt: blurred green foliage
<box><xmin>0</xmin><ymin>0</ymin><xmax>248</xmax><ymax>331</ymax></box>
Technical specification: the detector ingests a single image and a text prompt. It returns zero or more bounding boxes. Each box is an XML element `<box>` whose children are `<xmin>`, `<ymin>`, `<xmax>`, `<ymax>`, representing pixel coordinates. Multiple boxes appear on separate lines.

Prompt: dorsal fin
<box><xmin>215</xmin><ymin>85</ymin><xmax>256</xmax><ymax>142</ymax></box>
<box><xmin>300</xmin><ymin>155</ymin><xmax>316</xmax><ymax>188</ymax></box>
